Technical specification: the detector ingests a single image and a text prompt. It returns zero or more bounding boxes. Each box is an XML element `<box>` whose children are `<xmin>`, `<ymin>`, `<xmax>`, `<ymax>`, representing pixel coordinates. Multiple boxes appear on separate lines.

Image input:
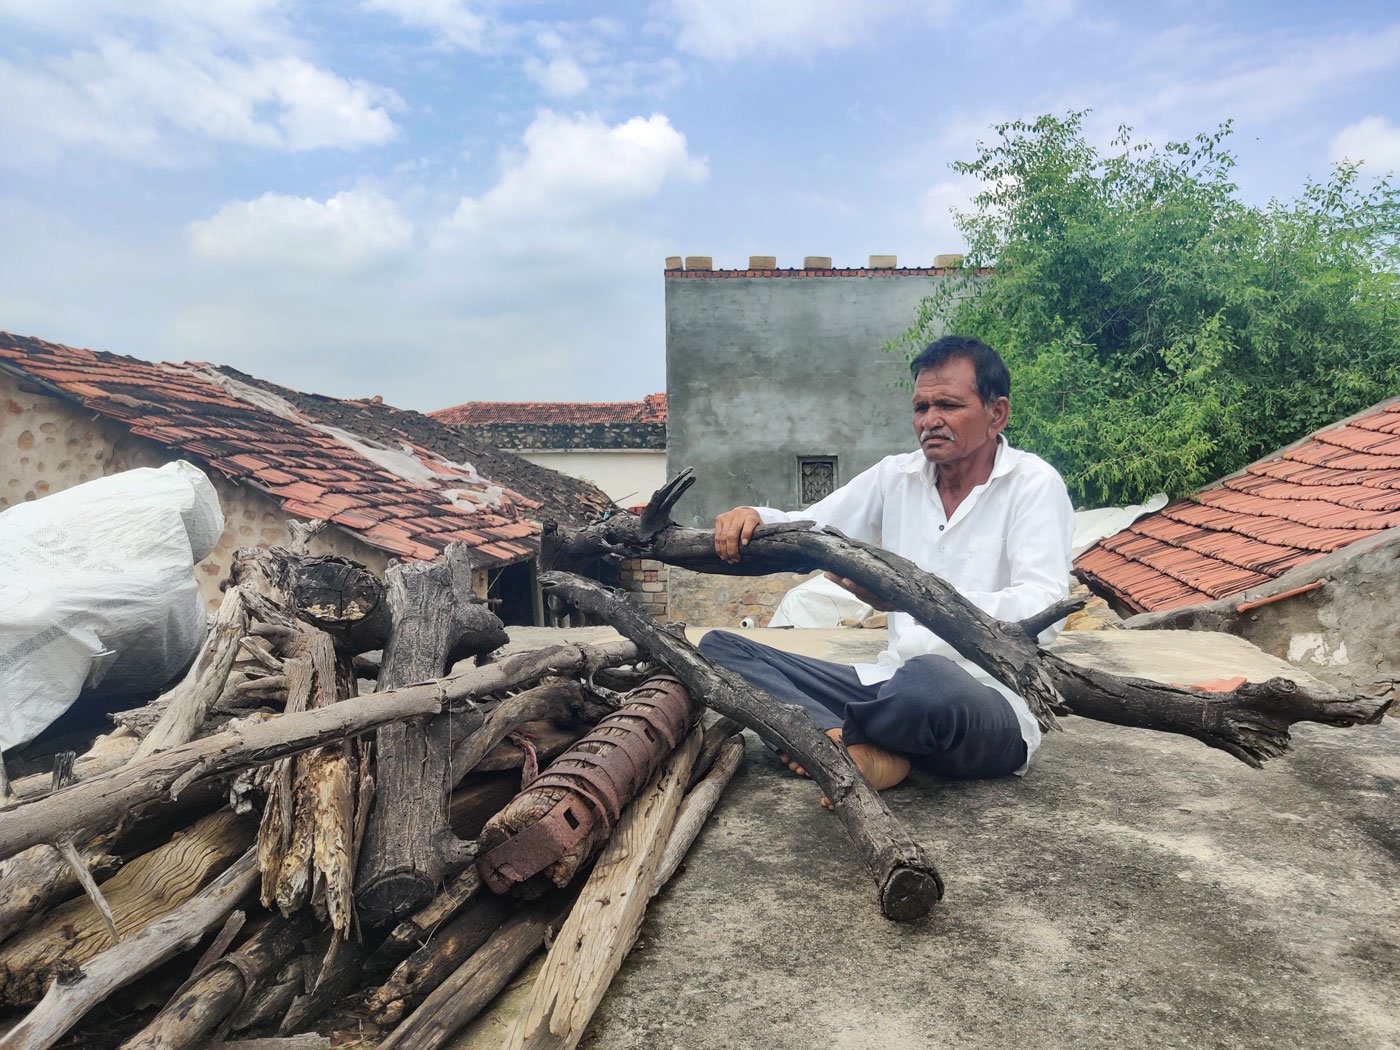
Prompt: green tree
<box><xmin>893</xmin><ymin>112</ymin><xmax>1400</xmax><ymax>506</ymax></box>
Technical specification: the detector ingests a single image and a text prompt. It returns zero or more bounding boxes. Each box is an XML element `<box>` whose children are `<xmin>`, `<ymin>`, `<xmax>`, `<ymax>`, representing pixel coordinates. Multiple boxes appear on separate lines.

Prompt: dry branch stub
<box><xmin>477</xmin><ymin>674</ymin><xmax>694</xmax><ymax>897</ymax></box>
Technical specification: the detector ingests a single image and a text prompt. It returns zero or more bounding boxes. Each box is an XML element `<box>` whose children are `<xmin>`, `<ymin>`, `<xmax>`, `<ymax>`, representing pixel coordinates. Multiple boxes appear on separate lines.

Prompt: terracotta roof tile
<box><xmin>0</xmin><ymin>331</ymin><xmax>542</xmax><ymax>567</ymax></box>
<box><xmin>432</xmin><ymin>393</ymin><xmax>667</xmax><ymax>426</ymax></box>
<box><xmin>1076</xmin><ymin>397</ymin><xmax>1400</xmax><ymax>611</ymax></box>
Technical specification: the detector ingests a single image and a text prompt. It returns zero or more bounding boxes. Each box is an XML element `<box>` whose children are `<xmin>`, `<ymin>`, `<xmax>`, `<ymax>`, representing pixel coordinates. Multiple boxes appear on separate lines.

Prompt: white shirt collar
<box><xmin>900</xmin><ymin>434</ymin><xmax>1021</xmax><ymax>482</ymax></box>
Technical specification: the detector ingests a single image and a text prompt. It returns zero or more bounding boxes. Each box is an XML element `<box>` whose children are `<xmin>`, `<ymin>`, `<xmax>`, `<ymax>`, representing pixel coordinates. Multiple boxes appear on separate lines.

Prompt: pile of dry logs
<box><xmin>0</xmin><ymin>471</ymin><xmax>1390</xmax><ymax>1049</ymax></box>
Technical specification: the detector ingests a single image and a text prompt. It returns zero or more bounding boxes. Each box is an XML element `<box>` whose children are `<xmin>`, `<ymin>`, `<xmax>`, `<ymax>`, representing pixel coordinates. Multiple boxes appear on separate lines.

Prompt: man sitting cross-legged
<box><xmin>698</xmin><ymin>335</ymin><xmax>1075</xmax><ymax>805</ymax></box>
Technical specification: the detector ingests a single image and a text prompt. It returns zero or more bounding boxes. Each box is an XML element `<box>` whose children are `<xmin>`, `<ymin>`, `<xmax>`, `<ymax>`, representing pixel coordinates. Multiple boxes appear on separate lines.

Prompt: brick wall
<box><xmin>617</xmin><ymin>557</ymin><xmax>669</xmax><ymax>620</ymax></box>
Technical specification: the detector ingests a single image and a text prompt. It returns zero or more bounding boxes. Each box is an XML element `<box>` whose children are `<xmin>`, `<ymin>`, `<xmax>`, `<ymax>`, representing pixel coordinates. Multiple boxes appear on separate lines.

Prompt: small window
<box><xmin>798</xmin><ymin>456</ymin><xmax>837</xmax><ymax>505</ymax></box>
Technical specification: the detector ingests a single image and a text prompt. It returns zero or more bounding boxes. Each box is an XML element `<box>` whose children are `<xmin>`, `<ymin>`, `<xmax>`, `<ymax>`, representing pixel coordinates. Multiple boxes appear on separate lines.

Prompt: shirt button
<box><xmin>938</xmin><ymin>525</ymin><xmax>945</xmax><ymax>531</ymax></box>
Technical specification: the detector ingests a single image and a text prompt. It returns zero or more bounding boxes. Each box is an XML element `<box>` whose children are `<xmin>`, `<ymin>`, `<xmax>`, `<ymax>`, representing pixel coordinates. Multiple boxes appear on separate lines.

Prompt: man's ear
<box><xmin>989</xmin><ymin>396</ymin><xmax>1010</xmax><ymax>433</ymax></box>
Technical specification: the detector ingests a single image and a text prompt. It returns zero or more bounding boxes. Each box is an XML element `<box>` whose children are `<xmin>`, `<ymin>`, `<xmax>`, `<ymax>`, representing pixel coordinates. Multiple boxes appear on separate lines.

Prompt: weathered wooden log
<box><xmin>0</xmin><ymin>838</ymin><xmax>120</xmax><ymax>949</ymax></box>
<box><xmin>477</xmin><ymin>675</ymin><xmax>694</xmax><ymax>898</ymax></box>
<box><xmin>449</xmin><ymin>679</ymin><xmax>599</xmax><ymax>783</ymax></box>
<box><xmin>0</xmin><ymin>848</ymin><xmax>258</xmax><ymax>1050</ymax></box>
<box><xmin>655</xmin><ymin>732</ymin><xmax>745</xmax><ymax>892</ymax></box>
<box><xmin>377</xmin><ymin>894</ymin><xmax>575</xmax><ymax>1050</ymax></box>
<box><xmin>356</xmin><ymin>545</ymin><xmax>508</xmax><ymax>926</ymax></box>
<box><xmin>3</xmin><ymin>729</ymin><xmax>139</xmax><ymax>806</ymax></box>
<box><xmin>277</xmin><ymin>932</ymin><xmax>369</xmax><ymax>1035</ymax></box>
<box><xmin>0</xmin><ymin>688</ymin><xmax>459</xmax><ymax>862</ymax></box>
<box><xmin>228</xmin><ymin>956</ymin><xmax>307</xmax><ymax>1033</ymax></box>
<box><xmin>238</xmin><ymin>548</ymin><xmax>392</xmax><ymax>655</ymax></box>
<box><xmin>366</xmin><ymin>892</ymin><xmax>517</xmax><ymax>1027</ymax></box>
<box><xmin>540</xmin><ymin>572</ymin><xmax>943</xmax><ymax>921</ymax></box>
<box><xmin>501</xmin><ymin>727</ymin><xmax>702</xmax><ymax>1050</ymax></box>
<box><xmin>688</xmin><ymin>716</ymin><xmax>744</xmax><ymax>791</ymax></box>
<box><xmin>136</xmin><ymin>587</ymin><xmax>253</xmax><ymax>758</ymax></box>
<box><xmin>119</xmin><ymin>914</ymin><xmax>313</xmax><ymax>1050</ymax></box>
<box><xmin>258</xmin><ymin>629</ymin><xmax>357</xmax><ymax>932</ymax></box>
<box><xmin>0</xmin><ymin>811</ymin><xmax>253</xmax><ymax>1007</ymax></box>
<box><xmin>362</xmin><ymin>867</ymin><xmax>484</xmax><ymax>981</ymax></box>
<box><xmin>544</xmin><ymin>470</ymin><xmax>1393</xmax><ymax>766</ymax></box>
<box><xmin>0</xmin><ymin>641</ymin><xmax>638</xmax><ymax>864</ymax></box>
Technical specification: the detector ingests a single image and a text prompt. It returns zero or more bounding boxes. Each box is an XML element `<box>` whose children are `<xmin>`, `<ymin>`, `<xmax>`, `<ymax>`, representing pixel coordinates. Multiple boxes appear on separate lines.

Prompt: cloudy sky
<box><xmin>1</xmin><ymin>0</ymin><xmax>1398</xmax><ymax>410</ymax></box>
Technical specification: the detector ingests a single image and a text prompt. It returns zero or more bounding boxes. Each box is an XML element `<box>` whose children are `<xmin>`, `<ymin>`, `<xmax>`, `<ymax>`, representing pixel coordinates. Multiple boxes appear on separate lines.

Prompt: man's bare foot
<box><xmin>821</xmin><ymin>728</ymin><xmax>910</xmax><ymax>810</ymax></box>
<box><xmin>776</xmin><ymin>751</ymin><xmax>809</xmax><ymax>777</ymax></box>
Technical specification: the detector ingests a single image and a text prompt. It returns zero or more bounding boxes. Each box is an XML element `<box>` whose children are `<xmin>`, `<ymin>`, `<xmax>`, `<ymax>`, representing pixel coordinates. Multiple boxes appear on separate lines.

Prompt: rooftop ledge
<box><xmin>664</xmin><ymin>254</ymin><xmax>989</xmax><ymax>278</ymax></box>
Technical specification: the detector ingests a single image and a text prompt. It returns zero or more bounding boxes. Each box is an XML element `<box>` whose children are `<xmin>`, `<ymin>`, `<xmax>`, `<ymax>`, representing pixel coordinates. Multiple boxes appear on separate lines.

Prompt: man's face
<box><xmin>912</xmin><ymin>356</ymin><xmax>1009</xmax><ymax>467</ymax></box>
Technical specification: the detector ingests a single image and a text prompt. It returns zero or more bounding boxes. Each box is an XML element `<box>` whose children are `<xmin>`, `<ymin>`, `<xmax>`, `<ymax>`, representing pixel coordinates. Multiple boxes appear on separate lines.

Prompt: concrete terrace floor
<box><xmin>475</xmin><ymin>627</ymin><xmax>1400</xmax><ymax>1050</ymax></box>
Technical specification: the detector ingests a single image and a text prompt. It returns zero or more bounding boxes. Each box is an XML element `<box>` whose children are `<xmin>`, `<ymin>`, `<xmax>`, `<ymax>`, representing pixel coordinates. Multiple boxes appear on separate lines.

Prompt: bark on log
<box><xmin>119</xmin><ymin>914</ymin><xmax>313</xmax><ymax>1050</ymax></box>
<box><xmin>377</xmin><ymin>895</ymin><xmax>574</xmax><ymax>1050</ymax></box>
<box><xmin>362</xmin><ymin>868</ymin><xmax>484</xmax><ymax>982</ymax></box>
<box><xmin>449</xmin><ymin>680</ymin><xmax>596</xmax><ymax>783</ymax></box>
<box><xmin>654</xmin><ymin>733</ymin><xmax>745</xmax><ymax>892</ymax></box>
<box><xmin>366</xmin><ymin>892</ymin><xmax>517</xmax><ymax>1027</ymax></box>
<box><xmin>544</xmin><ymin>470</ymin><xmax>1393</xmax><ymax>766</ymax></box>
<box><xmin>236</xmin><ymin>548</ymin><xmax>391</xmax><ymax>655</ymax></box>
<box><xmin>136</xmin><ymin>587</ymin><xmax>253</xmax><ymax>757</ymax></box>
<box><xmin>688</xmin><ymin>716</ymin><xmax>744</xmax><ymax>791</ymax></box>
<box><xmin>0</xmin><ymin>849</ymin><xmax>258</xmax><ymax>1050</ymax></box>
<box><xmin>277</xmin><ymin>933</ymin><xmax>368</xmax><ymax>1035</ymax></box>
<box><xmin>500</xmin><ymin>728</ymin><xmax>702</xmax><ymax>1050</ymax></box>
<box><xmin>0</xmin><ymin>811</ymin><xmax>253</xmax><ymax>1006</ymax></box>
<box><xmin>539</xmin><ymin>572</ymin><xmax>943</xmax><ymax>922</ymax></box>
<box><xmin>356</xmin><ymin>544</ymin><xmax>509</xmax><ymax>927</ymax></box>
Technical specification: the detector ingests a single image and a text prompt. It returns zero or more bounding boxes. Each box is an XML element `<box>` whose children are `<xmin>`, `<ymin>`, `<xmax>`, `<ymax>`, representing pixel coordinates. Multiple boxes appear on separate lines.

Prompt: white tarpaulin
<box><xmin>769</xmin><ymin>574</ymin><xmax>875</xmax><ymax>629</ymax></box>
<box><xmin>0</xmin><ymin>461</ymin><xmax>224</xmax><ymax>751</ymax></box>
<box><xmin>1072</xmin><ymin>493</ymin><xmax>1169</xmax><ymax>557</ymax></box>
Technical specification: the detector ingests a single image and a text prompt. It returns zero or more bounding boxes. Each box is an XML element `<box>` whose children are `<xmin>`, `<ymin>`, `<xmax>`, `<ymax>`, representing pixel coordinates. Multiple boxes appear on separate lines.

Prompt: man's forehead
<box><xmin>912</xmin><ymin>357</ymin><xmax>979</xmax><ymax>398</ymax></box>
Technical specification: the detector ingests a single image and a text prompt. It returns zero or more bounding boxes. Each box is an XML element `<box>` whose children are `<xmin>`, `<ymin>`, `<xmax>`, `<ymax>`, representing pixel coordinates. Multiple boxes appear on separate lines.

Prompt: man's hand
<box><xmin>823</xmin><ymin>571</ymin><xmax>895</xmax><ymax>612</ymax></box>
<box><xmin>714</xmin><ymin>507</ymin><xmax>762</xmax><ymax>563</ymax></box>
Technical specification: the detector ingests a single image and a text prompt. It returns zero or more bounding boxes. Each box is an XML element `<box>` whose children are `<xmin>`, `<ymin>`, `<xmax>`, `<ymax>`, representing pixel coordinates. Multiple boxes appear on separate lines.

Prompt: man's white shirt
<box><xmin>749</xmin><ymin>438</ymin><xmax>1075</xmax><ymax>773</ymax></box>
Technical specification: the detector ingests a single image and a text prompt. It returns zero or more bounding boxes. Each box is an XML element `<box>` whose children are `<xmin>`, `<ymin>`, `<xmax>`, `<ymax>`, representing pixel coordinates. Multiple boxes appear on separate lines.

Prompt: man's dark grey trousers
<box><xmin>698</xmin><ymin>630</ymin><xmax>1027</xmax><ymax>779</ymax></box>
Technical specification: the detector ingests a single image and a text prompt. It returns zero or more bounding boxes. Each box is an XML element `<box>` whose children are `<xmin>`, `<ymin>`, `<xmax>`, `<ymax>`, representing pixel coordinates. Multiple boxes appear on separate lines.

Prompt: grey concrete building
<box><xmin>664</xmin><ymin>254</ymin><xmax>973</xmax><ymax>526</ymax></box>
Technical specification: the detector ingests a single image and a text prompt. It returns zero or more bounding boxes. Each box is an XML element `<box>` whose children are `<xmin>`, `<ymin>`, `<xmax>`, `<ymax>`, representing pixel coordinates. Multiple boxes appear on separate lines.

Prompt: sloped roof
<box><xmin>432</xmin><ymin>393</ymin><xmax>666</xmax><ymax>427</ymax></box>
<box><xmin>0</xmin><ymin>332</ymin><xmax>542</xmax><ymax>566</ymax></box>
<box><xmin>214</xmin><ymin>367</ymin><xmax>616</xmax><ymax>529</ymax></box>
<box><xmin>1076</xmin><ymin>396</ymin><xmax>1400</xmax><ymax>612</ymax></box>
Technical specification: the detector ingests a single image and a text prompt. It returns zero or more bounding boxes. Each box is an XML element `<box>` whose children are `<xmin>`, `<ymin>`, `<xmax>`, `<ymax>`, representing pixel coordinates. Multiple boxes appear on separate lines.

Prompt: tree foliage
<box><xmin>894</xmin><ymin>112</ymin><xmax>1400</xmax><ymax>506</ymax></box>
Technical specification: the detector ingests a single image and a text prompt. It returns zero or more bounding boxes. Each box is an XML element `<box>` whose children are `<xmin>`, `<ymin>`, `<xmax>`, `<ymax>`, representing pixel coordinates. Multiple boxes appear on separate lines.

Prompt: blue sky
<box><xmin>1</xmin><ymin>0</ymin><xmax>1398</xmax><ymax>410</ymax></box>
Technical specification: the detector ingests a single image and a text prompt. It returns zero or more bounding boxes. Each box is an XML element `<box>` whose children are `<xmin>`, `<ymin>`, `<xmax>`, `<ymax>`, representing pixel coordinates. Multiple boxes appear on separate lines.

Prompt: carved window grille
<box><xmin>798</xmin><ymin>456</ymin><xmax>837</xmax><ymax>505</ymax></box>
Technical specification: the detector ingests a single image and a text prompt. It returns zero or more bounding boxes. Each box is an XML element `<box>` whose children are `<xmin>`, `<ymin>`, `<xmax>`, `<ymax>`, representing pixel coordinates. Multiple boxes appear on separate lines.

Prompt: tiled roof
<box><xmin>0</xmin><ymin>332</ymin><xmax>542</xmax><ymax>566</ymax></box>
<box><xmin>215</xmin><ymin>367</ymin><xmax>616</xmax><ymax>529</ymax></box>
<box><xmin>1075</xmin><ymin>397</ymin><xmax>1400</xmax><ymax>612</ymax></box>
<box><xmin>432</xmin><ymin>393</ymin><xmax>666</xmax><ymax>427</ymax></box>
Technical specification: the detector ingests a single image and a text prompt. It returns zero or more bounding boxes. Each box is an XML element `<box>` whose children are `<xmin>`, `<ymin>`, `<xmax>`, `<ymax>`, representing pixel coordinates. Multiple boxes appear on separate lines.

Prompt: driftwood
<box><xmin>0</xmin><ymin>838</ymin><xmax>120</xmax><ymax>949</ymax></box>
<box><xmin>363</xmin><ymin>867</ymin><xmax>484</xmax><ymax>982</ymax></box>
<box><xmin>356</xmin><ymin>545</ymin><xmax>508</xmax><ymax>926</ymax></box>
<box><xmin>366</xmin><ymin>892</ymin><xmax>517</xmax><ymax>1027</ymax></box>
<box><xmin>544</xmin><ymin>470</ymin><xmax>1392</xmax><ymax>766</ymax></box>
<box><xmin>378</xmin><ymin>894</ymin><xmax>575</xmax><ymax>1050</ymax></box>
<box><xmin>449</xmin><ymin>680</ymin><xmax>599</xmax><ymax>783</ymax></box>
<box><xmin>119</xmin><ymin>913</ymin><xmax>313</xmax><ymax>1050</ymax></box>
<box><xmin>0</xmin><ymin>849</ymin><xmax>259</xmax><ymax>1050</ymax></box>
<box><xmin>500</xmin><ymin>727</ymin><xmax>703</xmax><ymax>1050</ymax></box>
<box><xmin>0</xmin><ymin>686</ymin><xmax>461</xmax><ymax>861</ymax></box>
<box><xmin>0</xmin><ymin>810</ymin><xmax>254</xmax><ymax>1007</ymax></box>
<box><xmin>655</xmin><ymin>732</ymin><xmax>744</xmax><ymax>891</ymax></box>
<box><xmin>540</xmin><ymin>572</ymin><xmax>944</xmax><ymax>922</ymax></box>
<box><xmin>239</xmin><ymin>548</ymin><xmax>392</xmax><ymax>655</ymax></box>
<box><xmin>136</xmin><ymin>587</ymin><xmax>253</xmax><ymax>757</ymax></box>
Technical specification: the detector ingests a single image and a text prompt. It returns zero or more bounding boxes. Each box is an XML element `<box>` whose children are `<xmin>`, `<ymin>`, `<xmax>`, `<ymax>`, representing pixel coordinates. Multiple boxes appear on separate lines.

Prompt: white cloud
<box><xmin>449</xmin><ymin>110</ymin><xmax>707</xmax><ymax>228</ymax></box>
<box><xmin>919</xmin><ymin>177</ymin><xmax>977</xmax><ymax>251</ymax></box>
<box><xmin>523</xmin><ymin>55</ymin><xmax>589</xmax><ymax>98</ymax></box>
<box><xmin>0</xmin><ymin>5</ymin><xmax>401</xmax><ymax>164</ymax></box>
<box><xmin>189</xmin><ymin>189</ymin><xmax>413</xmax><ymax>270</ymax></box>
<box><xmin>667</xmin><ymin>0</ymin><xmax>951</xmax><ymax>60</ymax></box>
<box><xmin>1330</xmin><ymin>116</ymin><xmax>1400</xmax><ymax>173</ymax></box>
<box><xmin>358</xmin><ymin>0</ymin><xmax>489</xmax><ymax>51</ymax></box>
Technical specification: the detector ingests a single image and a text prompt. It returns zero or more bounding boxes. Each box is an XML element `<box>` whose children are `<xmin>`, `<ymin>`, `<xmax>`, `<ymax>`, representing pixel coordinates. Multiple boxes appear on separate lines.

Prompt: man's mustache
<box><xmin>920</xmin><ymin>428</ymin><xmax>954</xmax><ymax>441</ymax></box>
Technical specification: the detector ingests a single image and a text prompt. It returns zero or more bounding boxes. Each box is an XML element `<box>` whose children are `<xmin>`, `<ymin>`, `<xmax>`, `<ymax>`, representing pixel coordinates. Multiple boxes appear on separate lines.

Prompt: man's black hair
<box><xmin>909</xmin><ymin>335</ymin><xmax>1010</xmax><ymax>405</ymax></box>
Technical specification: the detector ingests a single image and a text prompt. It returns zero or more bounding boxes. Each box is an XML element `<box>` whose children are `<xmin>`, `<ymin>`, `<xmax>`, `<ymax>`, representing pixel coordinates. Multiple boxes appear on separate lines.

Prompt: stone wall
<box><xmin>666</xmin><ymin>567</ymin><xmax>819</xmax><ymax>628</ymax></box>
